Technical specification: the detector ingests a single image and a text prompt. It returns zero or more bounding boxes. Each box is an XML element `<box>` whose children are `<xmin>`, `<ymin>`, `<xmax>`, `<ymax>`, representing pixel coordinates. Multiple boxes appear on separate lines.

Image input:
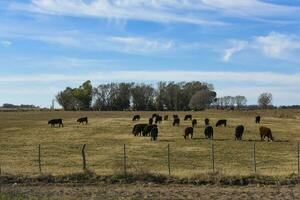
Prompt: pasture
<box><xmin>1</xmin><ymin>109</ymin><xmax>300</xmax><ymax>178</ymax></box>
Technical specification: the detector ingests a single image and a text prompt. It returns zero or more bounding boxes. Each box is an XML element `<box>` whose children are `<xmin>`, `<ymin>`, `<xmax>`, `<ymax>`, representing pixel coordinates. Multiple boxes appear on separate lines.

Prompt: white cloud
<box><xmin>254</xmin><ymin>32</ymin><xmax>300</xmax><ymax>58</ymax></box>
<box><xmin>10</xmin><ymin>0</ymin><xmax>300</xmax><ymax>25</ymax></box>
<box><xmin>107</xmin><ymin>36</ymin><xmax>174</xmax><ymax>53</ymax></box>
<box><xmin>10</xmin><ymin>0</ymin><xmax>226</xmax><ymax>26</ymax></box>
<box><xmin>1</xmin><ymin>40</ymin><xmax>12</xmax><ymax>47</ymax></box>
<box><xmin>1</xmin><ymin>71</ymin><xmax>300</xmax><ymax>86</ymax></box>
<box><xmin>223</xmin><ymin>32</ymin><xmax>300</xmax><ymax>61</ymax></box>
<box><xmin>223</xmin><ymin>40</ymin><xmax>248</xmax><ymax>61</ymax></box>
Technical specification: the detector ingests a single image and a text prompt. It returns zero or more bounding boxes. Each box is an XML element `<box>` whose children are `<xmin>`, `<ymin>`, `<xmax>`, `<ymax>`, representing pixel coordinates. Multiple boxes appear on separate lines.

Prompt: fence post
<box><xmin>211</xmin><ymin>143</ymin><xmax>215</xmax><ymax>173</ymax></box>
<box><xmin>297</xmin><ymin>142</ymin><xmax>300</xmax><ymax>176</ymax></box>
<box><xmin>81</xmin><ymin>144</ymin><xmax>87</xmax><ymax>171</ymax></box>
<box><xmin>123</xmin><ymin>144</ymin><xmax>127</xmax><ymax>176</ymax></box>
<box><xmin>167</xmin><ymin>144</ymin><xmax>171</xmax><ymax>175</ymax></box>
<box><xmin>38</xmin><ymin>144</ymin><xmax>42</xmax><ymax>173</ymax></box>
<box><xmin>253</xmin><ymin>142</ymin><xmax>256</xmax><ymax>174</ymax></box>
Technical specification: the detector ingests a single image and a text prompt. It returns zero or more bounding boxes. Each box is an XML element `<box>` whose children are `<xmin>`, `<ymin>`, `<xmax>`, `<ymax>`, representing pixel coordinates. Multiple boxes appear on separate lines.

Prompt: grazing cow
<box><xmin>132</xmin><ymin>115</ymin><xmax>141</xmax><ymax>121</ymax></box>
<box><xmin>132</xmin><ymin>123</ymin><xmax>148</xmax><ymax>136</ymax></box>
<box><xmin>192</xmin><ymin>119</ymin><xmax>197</xmax><ymax>127</ymax></box>
<box><xmin>173</xmin><ymin>115</ymin><xmax>179</xmax><ymax>119</ymax></box>
<box><xmin>164</xmin><ymin>115</ymin><xmax>169</xmax><ymax>121</ymax></box>
<box><xmin>204</xmin><ymin>118</ymin><xmax>209</xmax><ymax>126</ymax></box>
<box><xmin>143</xmin><ymin>124</ymin><xmax>157</xmax><ymax>136</ymax></box>
<box><xmin>255</xmin><ymin>116</ymin><xmax>261</xmax><ymax>124</ymax></box>
<box><xmin>149</xmin><ymin>118</ymin><xmax>153</xmax><ymax>125</ymax></box>
<box><xmin>216</xmin><ymin>119</ymin><xmax>227</xmax><ymax>127</ymax></box>
<box><xmin>184</xmin><ymin>114</ymin><xmax>192</xmax><ymax>121</ymax></box>
<box><xmin>48</xmin><ymin>119</ymin><xmax>63</xmax><ymax>128</ymax></box>
<box><xmin>235</xmin><ymin>125</ymin><xmax>244</xmax><ymax>140</ymax></box>
<box><xmin>77</xmin><ymin>117</ymin><xmax>88</xmax><ymax>125</ymax></box>
<box><xmin>183</xmin><ymin>127</ymin><xmax>193</xmax><ymax>139</ymax></box>
<box><xmin>151</xmin><ymin>126</ymin><xmax>158</xmax><ymax>141</ymax></box>
<box><xmin>155</xmin><ymin>115</ymin><xmax>163</xmax><ymax>124</ymax></box>
<box><xmin>204</xmin><ymin>126</ymin><xmax>213</xmax><ymax>139</ymax></box>
<box><xmin>259</xmin><ymin>126</ymin><xmax>274</xmax><ymax>141</ymax></box>
<box><xmin>173</xmin><ymin>118</ymin><xmax>180</xmax><ymax>126</ymax></box>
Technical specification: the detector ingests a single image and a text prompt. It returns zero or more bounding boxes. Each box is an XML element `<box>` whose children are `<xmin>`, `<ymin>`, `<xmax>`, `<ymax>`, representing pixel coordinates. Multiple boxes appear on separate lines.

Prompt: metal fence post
<box><xmin>211</xmin><ymin>143</ymin><xmax>215</xmax><ymax>173</ymax></box>
<box><xmin>38</xmin><ymin>144</ymin><xmax>42</xmax><ymax>173</ymax></box>
<box><xmin>253</xmin><ymin>142</ymin><xmax>256</xmax><ymax>174</ymax></box>
<box><xmin>297</xmin><ymin>142</ymin><xmax>300</xmax><ymax>176</ymax></box>
<box><xmin>123</xmin><ymin>144</ymin><xmax>127</xmax><ymax>176</ymax></box>
<box><xmin>167</xmin><ymin>144</ymin><xmax>171</xmax><ymax>175</ymax></box>
<box><xmin>81</xmin><ymin>144</ymin><xmax>87</xmax><ymax>171</ymax></box>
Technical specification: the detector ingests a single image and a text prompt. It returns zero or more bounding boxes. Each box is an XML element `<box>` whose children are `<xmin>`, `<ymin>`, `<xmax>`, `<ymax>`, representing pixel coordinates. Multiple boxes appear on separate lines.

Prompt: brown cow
<box><xmin>192</xmin><ymin>119</ymin><xmax>197</xmax><ymax>127</ymax></box>
<box><xmin>259</xmin><ymin>126</ymin><xmax>274</xmax><ymax>141</ymax></box>
<box><xmin>183</xmin><ymin>127</ymin><xmax>193</xmax><ymax>139</ymax></box>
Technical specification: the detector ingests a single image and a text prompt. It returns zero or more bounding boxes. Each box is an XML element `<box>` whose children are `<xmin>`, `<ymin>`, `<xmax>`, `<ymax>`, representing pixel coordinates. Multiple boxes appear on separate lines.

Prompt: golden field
<box><xmin>1</xmin><ymin>109</ymin><xmax>300</xmax><ymax>178</ymax></box>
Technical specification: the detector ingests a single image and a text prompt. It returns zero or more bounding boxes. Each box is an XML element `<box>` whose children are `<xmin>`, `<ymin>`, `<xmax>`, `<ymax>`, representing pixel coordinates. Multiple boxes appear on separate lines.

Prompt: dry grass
<box><xmin>1</xmin><ymin>109</ymin><xmax>300</xmax><ymax>178</ymax></box>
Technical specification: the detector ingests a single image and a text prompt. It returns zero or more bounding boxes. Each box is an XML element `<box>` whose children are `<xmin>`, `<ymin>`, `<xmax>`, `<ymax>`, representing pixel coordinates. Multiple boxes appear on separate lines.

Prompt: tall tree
<box><xmin>258</xmin><ymin>92</ymin><xmax>273</xmax><ymax>108</ymax></box>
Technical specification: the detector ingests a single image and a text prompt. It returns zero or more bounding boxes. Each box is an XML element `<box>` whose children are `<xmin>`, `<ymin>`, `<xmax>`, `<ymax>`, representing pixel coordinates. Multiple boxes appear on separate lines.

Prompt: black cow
<box><xmin>216</xmin><ymin>119</ymin><xmax>227</xmax><ymax>127</ymax></box>
<box><xmin>155</xmin><ymin>115</ymin><xmax>163</xmax><ymax>124</ymax></box>
<box><xmin>149</xmin><ymin>118</ymin><xmax>153</xmax><ymax>125</ymax></box>
<box><xmin>151</xmin><ymin>126</ymin><xmax>158</xmax><ymax>141</ymax></box>
<box><xmin>143</xmin><ymin>124</ymin><xmax>157</xmax><ymax>136</ymax></box>
<box><xmin>164</xmin><ymin>115</ymin><xmax>168</xmax><ymax>121</ymax></box>
<box><xmin>173</xmin><ymin>115</ymin><xmax>178</xmax><ymax>119</ymax></box>
<box><xmin>235</xmin><ymin>125</ymin><xmax>244</xmax><ymax>140</ymax></box>
<box><xmin>77</xmin><ymin>117</ymin><xmax>88</xmax><ymax>125</ymax></box>
<box><xmin>132</xmin><ymin>115</ymin><xmax>141</xmax><ymax>121</ymax></box>
<box><xmin>132</xmin><ymin>123</ymin><xmax>148</xmax><ymax>136</ymax></box>
<box><xmin>255</xmin><ymin>116</ymin><xmax>261</xmax><ymax>124</ymax></box>
<box><xmin>184</xmin><ymin>127</ymin><xmax>193</xmax><ymax>139</ymax></box>
<box><xmin>204</xmin><ymin>125</ymin><xmax>213</xmax><ymax>139</ymax></box>
<box><xmin>173</xmin><ymin>118</ymin><xmax>180</xmax><ymax>126</ymax></box>
<box><xmin>204</xmin><ymin>118</ymin><xmax>209</xmax><ymax>126</ymax></box>
<box><xmin>192</xmin><ymin>119</ymin><xmax>197</xmax><ymax>127</ymax></box>
<box><xmin>184</xmin><ymin>114</ymin><xmax>192</xmax><ymax>121</ymax></box>
<box><xmin>48</xmin><ymin>119</ymin><xmax>63</xmax><ymax>128</ymax></box>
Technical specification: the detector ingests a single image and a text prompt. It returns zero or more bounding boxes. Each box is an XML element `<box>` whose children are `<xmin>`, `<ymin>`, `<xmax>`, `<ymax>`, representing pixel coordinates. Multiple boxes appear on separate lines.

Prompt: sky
<box><xmin>1</xmin><ymin>0</ymin><xmax>300</xmax><ymax>107</ymax></box>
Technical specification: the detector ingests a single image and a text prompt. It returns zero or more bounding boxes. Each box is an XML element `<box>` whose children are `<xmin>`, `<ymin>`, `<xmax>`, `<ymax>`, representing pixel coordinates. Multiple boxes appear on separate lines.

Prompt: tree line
<box><xmin>56</xmin><ymin>81</ymin><xmax>217</xmax><ymax>111</ymax></box>
<box><xmin>55</xmin><ymin>81</ymin><xmax>275</xmax><ymax>111</ymax></box>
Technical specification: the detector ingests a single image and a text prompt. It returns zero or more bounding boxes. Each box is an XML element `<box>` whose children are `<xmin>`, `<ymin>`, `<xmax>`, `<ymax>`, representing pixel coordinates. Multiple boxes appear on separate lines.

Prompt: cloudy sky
<box><xmin>1</xmin><ymin>0</ymin><xmax>300</xmax><ymax>107</ymax></box>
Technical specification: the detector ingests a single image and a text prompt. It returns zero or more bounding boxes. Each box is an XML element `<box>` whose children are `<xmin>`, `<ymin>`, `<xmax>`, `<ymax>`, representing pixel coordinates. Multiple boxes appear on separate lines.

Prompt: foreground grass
<box><xmin>1</xmin><ymin>109</ymin><xmax>300</xmax><ymax>178</ymax></box>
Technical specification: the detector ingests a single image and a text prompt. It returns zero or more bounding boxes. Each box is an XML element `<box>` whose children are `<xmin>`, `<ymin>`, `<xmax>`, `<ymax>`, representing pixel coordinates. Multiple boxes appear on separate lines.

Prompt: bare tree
<box><xmin>235</xmin><ymin>95</ymin><xmax>247</xmax><ymax>108</ymax></box>
<box><xmin>258</xmin><ymin>92</ymin><xmax>272</xmax><ymax>108</ymax></box>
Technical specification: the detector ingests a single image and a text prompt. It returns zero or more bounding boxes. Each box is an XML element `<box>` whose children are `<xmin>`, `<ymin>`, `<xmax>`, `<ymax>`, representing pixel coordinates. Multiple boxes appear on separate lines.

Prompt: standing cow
<box><xmin>204</xmin><ymin>118</ymin><xmax>209</xmax><ymax>126</ymax></box>
<box><xmin>184</xmin><ymin>114</ymin><xmax>192</xmax><ymax>121</ymax></box>
<box><xmin>143</xmin><ymin>124</ymin><xmax>157</xmax><ymax>136</ymax></box>
<box><xmin>173</xmin><ymin>118</ymin><xmax>180</xmax><ymax>126</ymax></box>
<box><xmin>255</xmin><ymin>116</ymin><xmax>261</xmax><ymax>124</ymax></box>
<box><xmin>151</xmin><ymin>126</ymin><xmax>158</xmax><ymax>141</ymax></box>
<box><xmin>132</xmin><ymin>123</ymin><xmax>148</xmax><ymax>136</ymax></box>
<box><xmin>183</xmin><ymin>127</ymin><xmax>193</xmax><ymax>139</ymax></box>
<box><xmin>132</xmin><ymin>115</ymin><xmax>141</xmax><ymax>121</ymax></box>
<box><xmin>192</xmin><ymin>119</ymin><xmax>197</xmax><ymax>127</ymax></box>
<box><xmin>155</xmin><ymin>115</ymin><xmax>162</xmax><ymax>124</ymax></box>
<box><xmin>204</xmin><ymin>126</ymin><xmax>213</xmax><ymax>139</ymax></box>
<box><xmin>259</xmin><ymin>126</ymin><xmax>274</xmax><ymax>141</ymax></box>
<box><xmin>216</xmin><ymin>119</ymin><xmax>227</xmax><ymax>127</ymax></box>
<box><xmin>48</xmin><ymin>119</ymin><xmax>64</xmax><ymax>128</ymax></box>
<box><xmin>77</xmin><ymin>117</ymin><xmax>88</xmax><ymax>125</ymax></box>
<box><xmin>235</xmin><ymin>125</ymin><xmax>244</xmax><ymax>140</ymax></box>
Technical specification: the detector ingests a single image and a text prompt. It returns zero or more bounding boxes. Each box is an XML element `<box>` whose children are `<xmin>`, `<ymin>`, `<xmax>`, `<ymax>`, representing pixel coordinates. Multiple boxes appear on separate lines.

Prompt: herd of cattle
<box><xmin>47</xmin><ymin>114</ymin><xmax>274</xmax><ymax>142</ymax></box>
<box><xmin>131</xmin><ymin>114</ymin><xmax>274</xmax><ymax>142</ymax></box>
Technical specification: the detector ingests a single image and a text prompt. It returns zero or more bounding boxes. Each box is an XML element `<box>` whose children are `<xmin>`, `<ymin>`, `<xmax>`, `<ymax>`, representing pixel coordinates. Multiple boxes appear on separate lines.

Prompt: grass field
<box><xmin>1</xmin><ymin>109</ymin><xmax>300</xmax><ymax>178</ymax></box>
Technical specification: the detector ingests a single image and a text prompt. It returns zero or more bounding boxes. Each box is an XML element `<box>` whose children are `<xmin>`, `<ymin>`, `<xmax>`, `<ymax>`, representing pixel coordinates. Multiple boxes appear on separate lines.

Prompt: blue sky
<box><xmin>1</xmin><ymin>0</ymin><xmax>300</xmax><ymax>107</ymax></box>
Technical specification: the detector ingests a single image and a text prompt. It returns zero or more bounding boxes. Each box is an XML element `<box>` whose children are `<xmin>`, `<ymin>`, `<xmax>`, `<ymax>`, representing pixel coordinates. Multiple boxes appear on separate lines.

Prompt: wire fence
<box><xmin>0</xmin><ymin>141</ymin><xmax>299</xmax><ymax>177</ymax></box>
